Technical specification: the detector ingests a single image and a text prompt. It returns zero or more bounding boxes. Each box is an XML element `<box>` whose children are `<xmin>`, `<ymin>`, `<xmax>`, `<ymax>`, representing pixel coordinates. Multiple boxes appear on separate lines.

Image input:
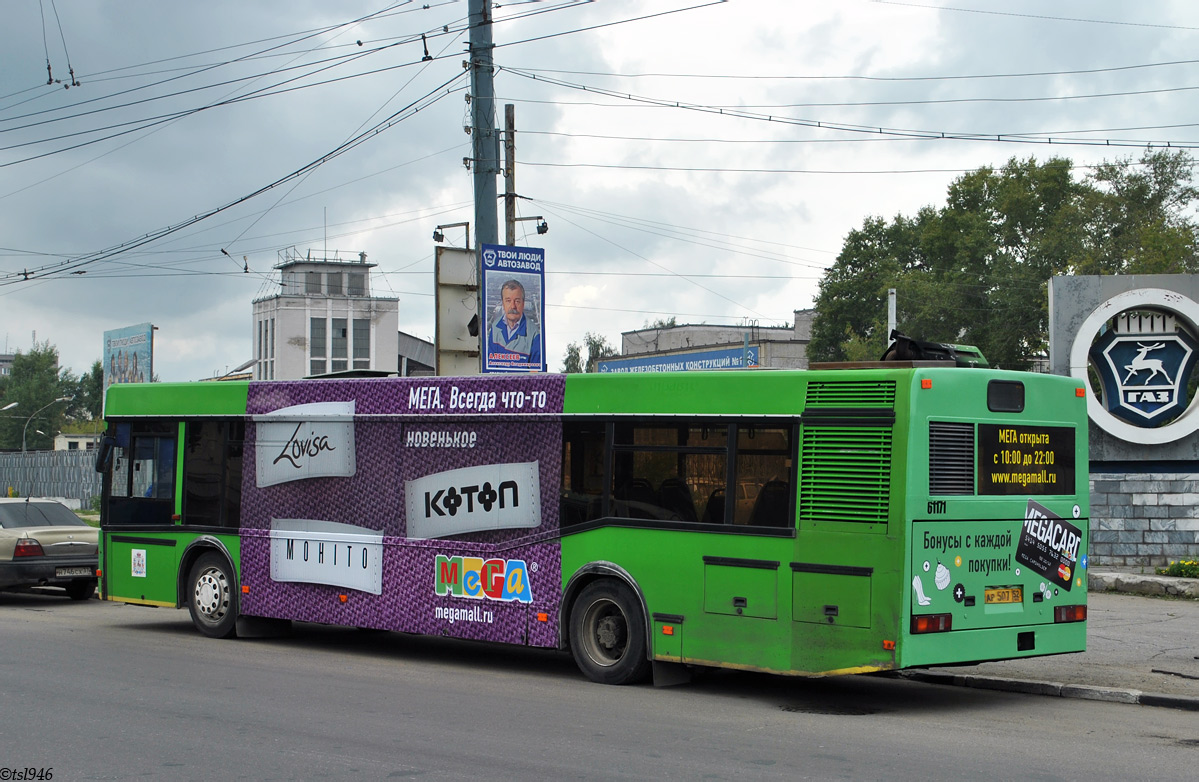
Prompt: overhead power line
<box><xmin>0</xmin><ymin>72</ymin><xmax>467</xmax><ymax>285</ymax></box>
<box><xmin>500</xmin><ymin>67</ymin><xmax>1199</xmax><ymax>151</ymax></box>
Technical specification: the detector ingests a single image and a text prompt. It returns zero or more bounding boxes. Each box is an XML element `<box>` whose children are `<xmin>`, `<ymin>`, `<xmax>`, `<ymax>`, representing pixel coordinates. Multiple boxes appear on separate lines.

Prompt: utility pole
<box><xmin>504</xmin><ymin>103</ymin><xmax>516</xmax><ymax>246</ymax></box>
<box><xmin>469</xmin><ymin>0</ymin><xmax>499</xmax><ymax>250</ymax></box>
<box><xmin>468</xmin><ymin>0</ymin><xmax>499</xmax><ymax>367</ymax></box>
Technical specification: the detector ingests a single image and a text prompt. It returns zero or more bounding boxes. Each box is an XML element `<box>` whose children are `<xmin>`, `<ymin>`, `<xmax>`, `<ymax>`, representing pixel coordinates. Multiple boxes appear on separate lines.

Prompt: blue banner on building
<box><xmin>481</xmin><ymin>244</ymin><xmax>547</xmax><ymax>374</ymax></box>
<box><xmin>598</xmin><ymin>346</ymin><xmax>760</xmax><ymax>373</ymax></box>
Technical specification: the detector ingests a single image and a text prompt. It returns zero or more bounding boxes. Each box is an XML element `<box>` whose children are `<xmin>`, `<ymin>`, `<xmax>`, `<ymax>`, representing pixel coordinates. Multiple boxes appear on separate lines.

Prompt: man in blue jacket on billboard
<box><xmin>487</xmin><ymin>279</ymin><xmax>542</xmax><ymax>370</ymax></box>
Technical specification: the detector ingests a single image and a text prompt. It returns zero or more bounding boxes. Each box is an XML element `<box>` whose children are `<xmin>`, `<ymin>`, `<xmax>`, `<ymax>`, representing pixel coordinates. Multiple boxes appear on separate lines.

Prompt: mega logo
<box><xmin>434</xmin><ymin>554</ymin><xmax>533</xmax><ymax>603</ymax></box>
<box><xmin>1089</xmin><ymin>318</ymin><xmax>1199</xmax><ymax>427</ymax></box>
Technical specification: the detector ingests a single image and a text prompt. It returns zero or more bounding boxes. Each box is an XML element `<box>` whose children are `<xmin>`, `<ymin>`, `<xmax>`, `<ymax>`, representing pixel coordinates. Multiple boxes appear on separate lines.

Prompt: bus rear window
<box><xmin>988</xmin><ymin>380</ymin><xmax>1025</xmax><ymax>413</ymax></box>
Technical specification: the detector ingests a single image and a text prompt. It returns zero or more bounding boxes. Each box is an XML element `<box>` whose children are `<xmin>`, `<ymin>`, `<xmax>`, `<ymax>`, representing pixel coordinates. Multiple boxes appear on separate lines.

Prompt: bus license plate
<box><xmin>56</xmin><ymin>566</ymin><xmax>93</xmax><ymax>578</ymax></box>
<box><xmin>984</xmin><ymin>587</ymin><xmax>1023</xmax><ymax>604</ymax></box>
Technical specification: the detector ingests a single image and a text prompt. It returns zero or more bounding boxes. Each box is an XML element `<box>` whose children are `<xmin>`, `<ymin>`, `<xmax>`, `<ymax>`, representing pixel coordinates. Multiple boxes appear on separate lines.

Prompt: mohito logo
<box><xmin>406</xmin><ymin>461</ymin><xmax>542</xmax><ymax>539</ymax></box>
<box><xmin>435</xmin><ymin>554</ymin><xmax>533</xmax><ymax>603</ymax></box>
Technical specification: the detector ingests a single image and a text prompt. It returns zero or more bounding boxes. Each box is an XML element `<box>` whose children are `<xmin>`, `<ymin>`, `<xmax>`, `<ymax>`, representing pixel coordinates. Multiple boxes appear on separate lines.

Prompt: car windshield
<box><xmin>0</xmin><ymin>502</ymin><xmax>89</xmax><ymax>529</ymax></box>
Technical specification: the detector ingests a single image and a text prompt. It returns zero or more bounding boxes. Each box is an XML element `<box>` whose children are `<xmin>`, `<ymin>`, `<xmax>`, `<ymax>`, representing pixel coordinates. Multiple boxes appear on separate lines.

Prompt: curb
<box><xmin>1087</xmin><ymin>571</ymin><xmax>1199</xmax><ymax>599</ymax></box>
<box><xmin>900</xmin><ymin>670</ymin><xmax>1199</xmax><ymax>712</ymax></box>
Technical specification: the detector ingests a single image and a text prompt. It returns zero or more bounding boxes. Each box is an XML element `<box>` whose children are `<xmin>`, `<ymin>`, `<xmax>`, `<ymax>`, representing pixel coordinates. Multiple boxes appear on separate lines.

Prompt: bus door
<box><xmin>101</xmin><ymin>420</ymin><xmax>180</xmax><ymax>605</ymax></box>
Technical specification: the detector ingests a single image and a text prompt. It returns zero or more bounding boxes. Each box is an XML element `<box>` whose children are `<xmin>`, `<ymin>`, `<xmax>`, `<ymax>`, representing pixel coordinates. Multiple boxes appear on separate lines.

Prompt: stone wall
<box><xmin>1090</xmin><ymin>471</ymin><xmax>1199</xmax><ymax>568</ymax></box>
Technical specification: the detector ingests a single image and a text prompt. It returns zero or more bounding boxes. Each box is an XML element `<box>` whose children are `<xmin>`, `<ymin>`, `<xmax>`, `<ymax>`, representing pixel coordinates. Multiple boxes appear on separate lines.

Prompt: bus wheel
<box><xmin>569</xmin><ymin>580</ymin><xmax>650</xmax><ymax>685</ymax></box>
<box><xmin>188</xmin><ymin>553</ymin><xmax>238</xmax><ymax>639</ymax></box>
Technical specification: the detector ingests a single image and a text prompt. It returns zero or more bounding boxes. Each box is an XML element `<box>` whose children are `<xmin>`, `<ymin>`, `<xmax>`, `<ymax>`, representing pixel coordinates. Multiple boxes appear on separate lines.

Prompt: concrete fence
<box><xmin>1091</xmin><ymin>472</ymin><xmax>1199</xmax><ymax>568</ymax></box>
<box><xmin>0</xmin><ymin>450</ymin><xmax>103</xmax><ymax>506</ymax></box>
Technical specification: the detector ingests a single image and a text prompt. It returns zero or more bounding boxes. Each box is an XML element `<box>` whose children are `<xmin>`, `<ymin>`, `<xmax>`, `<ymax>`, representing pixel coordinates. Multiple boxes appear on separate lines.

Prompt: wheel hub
<box><xmin>595</xmin><ymin>615</ymin><xmax>624</xmax><ymax>652</ymax></box>
<box><xmin>195</xmin><ymin>570</ymin><xmax>227</xmax><ymax>617</ymax></box>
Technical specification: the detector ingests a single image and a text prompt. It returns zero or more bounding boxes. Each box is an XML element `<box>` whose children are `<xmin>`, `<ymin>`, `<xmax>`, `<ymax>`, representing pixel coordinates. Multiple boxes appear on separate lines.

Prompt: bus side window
<box><xmin>735</xmin><ymin>425</ymin><xmax>794</xmax><ymax>527</ymax></box>
<box><xmin>561</xmin><ymin>422</ymin><xmax>605</xmax><ymax>526</ymax></box>
<box><xmin>184</xmin><ymin>420</ymin><xmax>245</xmax><ymax>529</ymax></box>
<box><xmin>613</xmin><ymin>423</ymin><xmax>728</xmax><ymax>524</ymax></box>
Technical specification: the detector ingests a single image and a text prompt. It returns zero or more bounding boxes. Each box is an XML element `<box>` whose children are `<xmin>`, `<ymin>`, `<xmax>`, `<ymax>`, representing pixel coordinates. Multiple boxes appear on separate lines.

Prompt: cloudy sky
<box><xmin>2</xmin><ymin>0</ymin><xmax>1197</xmax><ymax>380</ymax></box>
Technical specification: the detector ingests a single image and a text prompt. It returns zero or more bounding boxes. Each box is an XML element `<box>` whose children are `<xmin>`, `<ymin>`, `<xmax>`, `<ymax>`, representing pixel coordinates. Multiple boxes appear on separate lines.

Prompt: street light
<box><xmin>23</xmin><ymin>396</ymin><xmax>72</xmax><ymax>453</ymax></box>
<box><xmin>1</xmin><ymin>402</ymin><xmax>16</xmax><ymax>412</ymax></box>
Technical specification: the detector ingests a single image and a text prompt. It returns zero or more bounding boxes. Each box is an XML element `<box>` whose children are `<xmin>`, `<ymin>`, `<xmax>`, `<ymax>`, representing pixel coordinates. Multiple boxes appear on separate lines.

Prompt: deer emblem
<box><xmin>1122</xmin><ymin>342</ymin><xmax>1172</xmax><ymax>384</ymax></box>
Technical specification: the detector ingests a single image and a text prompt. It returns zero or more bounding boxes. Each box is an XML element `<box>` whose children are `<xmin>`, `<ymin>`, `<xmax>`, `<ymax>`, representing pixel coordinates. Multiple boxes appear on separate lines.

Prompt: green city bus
<box><xmin>96</xmin><ymin>366</ymin><xmax>1088</xmax><ymax>685</ymax></box>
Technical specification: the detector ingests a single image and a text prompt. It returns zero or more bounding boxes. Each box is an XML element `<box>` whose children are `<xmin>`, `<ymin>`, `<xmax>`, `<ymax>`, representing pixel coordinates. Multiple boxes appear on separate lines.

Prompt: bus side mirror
<box><xmin>95</xmin><ymin>435</ymin><xmax>115</xmax><ymax>473</ymax></box>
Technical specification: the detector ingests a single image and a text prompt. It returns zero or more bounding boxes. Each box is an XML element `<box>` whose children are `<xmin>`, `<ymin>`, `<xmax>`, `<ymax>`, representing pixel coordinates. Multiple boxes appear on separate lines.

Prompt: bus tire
<box><xmin>569</xmin><ymin>580</ymin><xmax>650</xmax><ymax>685</ymax></box>
<box><xmin>187</xmin><ymin>552</ymin><xmax>238</xmax><ymax>639</ymax></box>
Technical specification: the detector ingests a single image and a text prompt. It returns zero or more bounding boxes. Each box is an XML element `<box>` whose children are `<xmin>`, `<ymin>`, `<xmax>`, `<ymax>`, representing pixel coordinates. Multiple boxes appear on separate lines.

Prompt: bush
<box><xmin>88</xmin><ymin>495</ymin><xmax>101</xmax><ymax>512</ymax></box>
<box><xmin>1156</xmin><ymin>560</ymin><xmax>1199</xmax><ymax>579</ymax></box>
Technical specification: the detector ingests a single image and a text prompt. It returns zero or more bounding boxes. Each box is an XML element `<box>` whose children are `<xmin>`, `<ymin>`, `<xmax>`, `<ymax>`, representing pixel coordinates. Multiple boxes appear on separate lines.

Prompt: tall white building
<box><xmin>252</xmin><ymin>249</ymin><xmax>399</xmax><ymax>380</ymax></box>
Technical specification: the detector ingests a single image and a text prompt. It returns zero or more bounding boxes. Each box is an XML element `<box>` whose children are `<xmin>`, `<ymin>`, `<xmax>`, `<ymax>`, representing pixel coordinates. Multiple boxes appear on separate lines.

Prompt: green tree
<box><xmin>78</xmin><ymin>360</ymin><xmax>105</xmax><ymax>421</ymax></box>
<box><xmin>1075</xmin><ymin>150</ymin><xmax>1199</xmax><ymax>275</ymax></box>
<box><xmin>811</xmin><ymin>152</ymin><xmax>1197</xmax><ymax>370</ymax></box>
<box><xmin>0</xmin><ymin>342</ymin><xmax>73</xmax><ymax>451</ymax></box>
<box><xmin>562</xmin><ymin>332</ymin><xmax>618</xmax><ymax>373</ymax></box>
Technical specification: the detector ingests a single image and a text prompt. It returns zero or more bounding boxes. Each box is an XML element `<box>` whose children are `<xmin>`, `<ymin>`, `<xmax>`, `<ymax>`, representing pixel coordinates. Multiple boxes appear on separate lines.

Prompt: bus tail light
<box><xmin>911</xmin><ymin>613</ymin><xmax>952</xmax><ymax>634</ymax></box>
<box><xmin>1054</xmin><ymin>604</ymin><xmax>1087</xmax><ymax>623</ymax></box>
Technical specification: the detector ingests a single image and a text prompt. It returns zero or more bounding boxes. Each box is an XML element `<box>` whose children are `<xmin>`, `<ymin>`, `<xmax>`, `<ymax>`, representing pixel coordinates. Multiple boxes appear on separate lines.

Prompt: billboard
<box><xmin>481</xmin><ymin>244</ymin><xmax>546</xmax><ymax>373</ymax></box>
<box><xmin>103</xmin><ymin>323</ymin><xmax>153</xmax><ymax>389</ymax></box>
<box><xmin>597</xmin><ymin>345</ymin><xmax>760</xmax><ymax>374</ymax></box>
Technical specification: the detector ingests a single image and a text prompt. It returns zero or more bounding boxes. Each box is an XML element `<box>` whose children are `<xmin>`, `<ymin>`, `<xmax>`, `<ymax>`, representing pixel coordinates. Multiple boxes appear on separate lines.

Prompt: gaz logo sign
<box><xmin>1090</xmin><ymin>327</ymin><xmax>1198</xmax><ymax>427</ymax></box>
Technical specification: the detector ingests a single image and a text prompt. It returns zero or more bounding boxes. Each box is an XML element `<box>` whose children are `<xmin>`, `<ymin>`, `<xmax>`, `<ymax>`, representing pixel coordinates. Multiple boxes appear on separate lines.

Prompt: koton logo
<box><xmin>435</xmin><ymin>554</ymin><xmax>533</xmax><ymax>603</ymax></box>
<box><xmin>255</xmin><ymin>401</ymin><xmax>356</xmax><ymax>487</ymax></box>
<box><xmin>405</xmin><ymin>461</ymin><xmax>541</xmax><ymax>539</ymax></box>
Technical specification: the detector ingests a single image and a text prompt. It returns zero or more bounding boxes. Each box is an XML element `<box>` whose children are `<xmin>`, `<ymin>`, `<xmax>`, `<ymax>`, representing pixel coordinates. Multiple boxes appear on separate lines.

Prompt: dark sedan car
<box><xmin>0</xmin><ymin>498</ymin><xmax>98</xmax><ymax>600</ymax></box>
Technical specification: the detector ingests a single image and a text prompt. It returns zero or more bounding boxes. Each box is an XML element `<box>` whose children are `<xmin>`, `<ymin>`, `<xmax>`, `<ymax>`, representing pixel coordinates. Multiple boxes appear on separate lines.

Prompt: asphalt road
<box><xmin>2</xmin><ymin>590</ymin><xmax>1196</xmax><ymax>781</ymax></box>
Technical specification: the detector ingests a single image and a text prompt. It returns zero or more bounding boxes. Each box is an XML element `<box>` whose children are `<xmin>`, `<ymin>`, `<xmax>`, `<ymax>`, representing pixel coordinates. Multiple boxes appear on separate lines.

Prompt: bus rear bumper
<box><xmin>901</xmin><ymin>621</ymin><xmax>1086</xmax><ymax>669</ymax></box>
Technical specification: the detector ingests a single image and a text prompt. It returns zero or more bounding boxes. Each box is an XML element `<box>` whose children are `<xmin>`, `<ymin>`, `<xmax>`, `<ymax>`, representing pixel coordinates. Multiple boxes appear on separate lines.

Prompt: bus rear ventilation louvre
<box><xmin>929</xmin><ymin>421</ymin><xmax>975</xmax><ymax>496</ymax></box>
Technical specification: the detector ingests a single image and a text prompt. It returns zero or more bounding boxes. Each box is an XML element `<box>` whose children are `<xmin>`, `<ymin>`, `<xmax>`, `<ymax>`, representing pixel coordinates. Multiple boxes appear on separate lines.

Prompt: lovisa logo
<box><xmin>272</xmin><ymin>421</ymin><xmax>337</xmax><ymax>468</ymax></box>
<box><xmin>255</xmin><ymin>401</ymin><xmax>356</xmax><ymax>487</ymax></box>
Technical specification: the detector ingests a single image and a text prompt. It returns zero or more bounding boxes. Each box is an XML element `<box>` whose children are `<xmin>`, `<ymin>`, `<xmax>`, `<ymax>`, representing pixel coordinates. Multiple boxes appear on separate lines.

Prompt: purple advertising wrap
<box><xmin>239</xmin><ymin>375</ymin><xmax>565</xmax><ymax>648</ymax></box>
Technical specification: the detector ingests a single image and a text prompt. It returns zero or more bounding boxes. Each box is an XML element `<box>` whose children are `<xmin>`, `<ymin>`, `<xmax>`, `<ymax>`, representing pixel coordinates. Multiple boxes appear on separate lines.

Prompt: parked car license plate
<box><xmin>984</xmin><ymin>587</ymin><xmax>1022</xmax><ymax>604</ymax></box>
<box><xmin>56</xmin><ymin>566</ymin><xmax>93</xmax><ymax>578</ymax></box>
